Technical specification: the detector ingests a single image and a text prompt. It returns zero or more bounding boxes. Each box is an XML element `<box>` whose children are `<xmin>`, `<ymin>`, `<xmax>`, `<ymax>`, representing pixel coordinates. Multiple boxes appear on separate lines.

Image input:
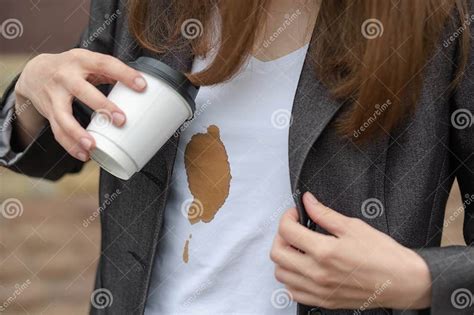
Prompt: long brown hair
<box><xmin>129</xmin><ymin>0</ymin><xmax>469</xmax><ymax>141</ymax></box>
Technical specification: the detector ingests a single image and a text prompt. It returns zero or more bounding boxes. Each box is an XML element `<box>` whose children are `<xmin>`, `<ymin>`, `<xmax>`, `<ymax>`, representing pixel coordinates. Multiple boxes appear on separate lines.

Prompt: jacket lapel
<box><xmin>288</xmin><ymin>37</ymin><xmax>345</xmax><ymax>225</ymax></box>
<box><xmin>108</xmin><ymin>11</ymin><xmax>195</xmax><ymax>311</ymax></box>
<box><xmin>137</xmin><ymin>47</ymin><xmax>195</xmax><ymax>307</ymax></box>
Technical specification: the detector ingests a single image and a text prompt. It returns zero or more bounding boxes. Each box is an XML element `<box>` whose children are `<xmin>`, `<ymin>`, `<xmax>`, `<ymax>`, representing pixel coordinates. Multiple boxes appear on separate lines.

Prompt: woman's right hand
<box><xmin>13</xmin><ymin>48</ymin><xmax>147</xmax><ymax>161</ymax></box>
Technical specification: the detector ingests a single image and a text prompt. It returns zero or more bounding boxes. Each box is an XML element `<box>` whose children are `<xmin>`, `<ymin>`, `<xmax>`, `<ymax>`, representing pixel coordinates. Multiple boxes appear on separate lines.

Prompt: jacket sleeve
<box><xmin>0</xmin><ymin>0</ymin><xmax>119</xmax><ymax>181</ymax></box>
<box><xmin>415</xmin><ymin>5</ymin><xmax>474</xmax><ymax>315</ymax></box>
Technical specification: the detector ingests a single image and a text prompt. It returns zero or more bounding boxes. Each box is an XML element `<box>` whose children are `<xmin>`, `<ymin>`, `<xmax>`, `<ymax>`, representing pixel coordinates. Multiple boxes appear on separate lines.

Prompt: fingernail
<box><xmin>77</xmin><ymin>152</ymin><xmax>88</xmax><ymax>162</ymax></box>
<box><xmin>134</xmin><ymin>77</ymin><xmax>147</xmax><ymax>90</ymax></box>
<box><xmin>80</xmin><ymin>137</ymin><xmax>92</xmax><ymax>150</ymax></box>
<box><xmin>112</xmin><ymin>112</ymin><xmax>126</xmax><ymax>125</ymax></box>
<box><xmin>306</xmin><ymin>192</ymin><xmax>318</xmax><ymax>204</ymax></box>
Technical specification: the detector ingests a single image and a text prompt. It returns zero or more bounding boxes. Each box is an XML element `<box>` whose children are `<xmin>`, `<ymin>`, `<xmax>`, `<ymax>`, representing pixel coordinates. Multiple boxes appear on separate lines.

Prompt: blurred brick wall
<box><xmin>1</xmin><ymin>1</ymin><xmax>100</xmax><ymax>314</ymax></box>
<box><xmin>0</xmin><ymin>0</ymin><xmax>91</xmax><ymax>54</ymax></box>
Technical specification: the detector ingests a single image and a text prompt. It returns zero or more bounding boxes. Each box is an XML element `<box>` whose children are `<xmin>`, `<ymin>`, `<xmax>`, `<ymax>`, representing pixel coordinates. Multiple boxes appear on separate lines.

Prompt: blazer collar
<box><xmin>288</xmin><ymin>34</ymin><xmax>345</xmax><ymax>224</ymax></box>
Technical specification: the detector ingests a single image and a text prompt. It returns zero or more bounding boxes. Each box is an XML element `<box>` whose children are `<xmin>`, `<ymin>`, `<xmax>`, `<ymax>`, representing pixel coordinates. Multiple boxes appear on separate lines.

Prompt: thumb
<box><xmin>302</xmin><ymin>192</ymin><xmax>348</xmax><ymax>236</ymax></box>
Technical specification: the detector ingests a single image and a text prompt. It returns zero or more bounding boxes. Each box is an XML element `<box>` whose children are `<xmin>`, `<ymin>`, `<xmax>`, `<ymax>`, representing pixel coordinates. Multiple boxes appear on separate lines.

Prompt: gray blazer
<box><xmin>1</xmin><ymin>0</ymin><xmax>474</xmax><ymax>314</ymax></box>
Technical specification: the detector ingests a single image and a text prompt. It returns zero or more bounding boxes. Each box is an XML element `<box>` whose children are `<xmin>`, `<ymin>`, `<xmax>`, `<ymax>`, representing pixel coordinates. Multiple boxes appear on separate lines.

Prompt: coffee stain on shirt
<box><xmin>183</xmin><ymin>234</ymin><xmax>192</xmax><ymax>263</ymax></box>
<box><xmin>184</xmin><ymin>125</ymin><xmax>231</xmax><ymax>225</ymax></box>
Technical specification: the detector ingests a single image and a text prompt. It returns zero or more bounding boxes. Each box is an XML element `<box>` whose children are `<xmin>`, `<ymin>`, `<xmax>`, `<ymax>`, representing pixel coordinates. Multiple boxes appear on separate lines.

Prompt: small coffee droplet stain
<box><xmin>183</xmin><ymin>237</ymin><xmax>190</xmax><ymax>264</ymax></box>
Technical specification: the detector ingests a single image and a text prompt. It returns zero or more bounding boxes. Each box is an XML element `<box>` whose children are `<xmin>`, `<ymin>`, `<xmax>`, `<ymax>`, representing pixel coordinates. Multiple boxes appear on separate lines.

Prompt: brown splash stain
<box><xmin>183</xmin><ymin>234</ymin><xmax>192</xmax><ymax>263</ymax></box>
<box><xmin>184</xmin><ymin>125</ymin><xmax>231</xmax><ymax>224</ymax></box>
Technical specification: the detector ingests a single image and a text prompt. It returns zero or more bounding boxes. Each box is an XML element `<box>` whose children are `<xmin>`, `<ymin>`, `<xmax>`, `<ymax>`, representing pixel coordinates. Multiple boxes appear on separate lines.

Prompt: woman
<box><xmin>1</xmin><ymin>0</ymin><xmax>473</xmax><ymax>314</ymax></box>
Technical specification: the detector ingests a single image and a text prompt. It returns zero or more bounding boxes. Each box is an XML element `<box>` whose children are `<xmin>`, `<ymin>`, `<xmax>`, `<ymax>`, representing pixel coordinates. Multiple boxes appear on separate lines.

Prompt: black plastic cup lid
<box><xmin>128</xmin><ymin>57</ymin><xmax>199</xmax><ymax>113</ymax></box>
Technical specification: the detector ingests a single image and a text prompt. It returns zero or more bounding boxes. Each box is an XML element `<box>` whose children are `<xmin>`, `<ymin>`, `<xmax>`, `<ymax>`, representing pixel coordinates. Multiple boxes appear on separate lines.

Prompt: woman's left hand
<box><xmin>270</xmin><ymin>192</ymin><xmax>432</xmax><ymax>310</ymax></box>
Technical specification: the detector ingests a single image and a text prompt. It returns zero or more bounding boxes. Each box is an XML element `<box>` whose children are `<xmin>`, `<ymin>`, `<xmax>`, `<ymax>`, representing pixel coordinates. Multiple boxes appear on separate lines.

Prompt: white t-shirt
<box><xmin>145</xmin><ymin>43</ymin><xmax>309</xmax><ymax>315</ymax></box>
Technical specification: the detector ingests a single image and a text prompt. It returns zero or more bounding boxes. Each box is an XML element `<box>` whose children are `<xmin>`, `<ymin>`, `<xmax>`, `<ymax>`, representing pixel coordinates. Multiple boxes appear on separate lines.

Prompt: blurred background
<box><xmin>1</xmin><ymin>1</ymin><xmax>101</xmax><ymax>314</ymax></box>
<box><xmin>0</xmin><ymin>0</ymin><xmax>466</xmax><ymax>314</ymax></box>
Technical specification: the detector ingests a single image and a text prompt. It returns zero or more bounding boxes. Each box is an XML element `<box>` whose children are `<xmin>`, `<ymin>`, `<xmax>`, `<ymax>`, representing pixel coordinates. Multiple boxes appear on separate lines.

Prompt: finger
<box><xmin>303</xmin><ymin>192</ymin><xmax>349</xmax><ymax>236</ymax></box>
<box><xmin>63</xmin><ymin>78</ymin><xmax>126</xmax><ymax>126</ymax></box>
<box><xmin>285</xmin><ymin>285</ymin><xmax>324</xmax><ymax>307</ymax></box>
<box><xmin>54</xmin><ymin>109</ymin><xmax>96</xmax><ymax>152</ymax></box>
<box><xmin>87</xmin><ymin>74</ymin><xmax>117</xmax><ymax>86</ymax></box>
<box><xmin>279</xmin><ymin>207</ymin><xmax>335</xmax><ymax>254</ymax></box>
<box><xmin>271</xmin><ymin>234</ymin><xmax>316</xmax><ymax>276</ymax></box>
<box><xmin>286</xmin><ymin>285</ymin><xmax>363</xmax><ymax>310</ymax></box>
<box><xmin>273</xmin><ymin>229</ymin><xmax>293</xmax><ymax>249</ymax></box>
<box><xmin>275</xmin><ymin>265</ymin><xmax>322</xmax><ymax>293</ymax></box>
<box><xmin>286</xmin><ymin>206</ymin><xmax>299</xmax><ymax>222</ymax></box>
<box><xmin>280</xmin><ymin>207</ymin><xmax>303</xmax><ymax>250</ymax></box>
<box><xmin>82</xmin><ymin>52</ymin><xmax>147</xmax><ymax>92</ymax></box>
<box><xmin>50</xmin><ymin>118</ymin><xmax>89</xmax><ymax>162</ymax></box>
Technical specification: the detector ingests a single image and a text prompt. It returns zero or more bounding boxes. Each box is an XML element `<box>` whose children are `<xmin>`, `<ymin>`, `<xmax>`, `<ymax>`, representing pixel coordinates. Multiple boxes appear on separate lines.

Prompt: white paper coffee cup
<box><xmin>86</xmin><ymin>57</ymin><xmax>199</xmax><ymax>180</ymax></box>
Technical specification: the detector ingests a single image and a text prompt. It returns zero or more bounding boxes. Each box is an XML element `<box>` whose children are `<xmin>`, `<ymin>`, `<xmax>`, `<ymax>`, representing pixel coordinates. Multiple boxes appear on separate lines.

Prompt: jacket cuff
<box><xmin>415</xmin><ymin>246</ymin><xmax>474</xmax><ymax>315</ymax></box>
<box><xmin>0</xmin><ymin>91</ymin><xmax>28</xmax><ymax>165</ymax></box>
